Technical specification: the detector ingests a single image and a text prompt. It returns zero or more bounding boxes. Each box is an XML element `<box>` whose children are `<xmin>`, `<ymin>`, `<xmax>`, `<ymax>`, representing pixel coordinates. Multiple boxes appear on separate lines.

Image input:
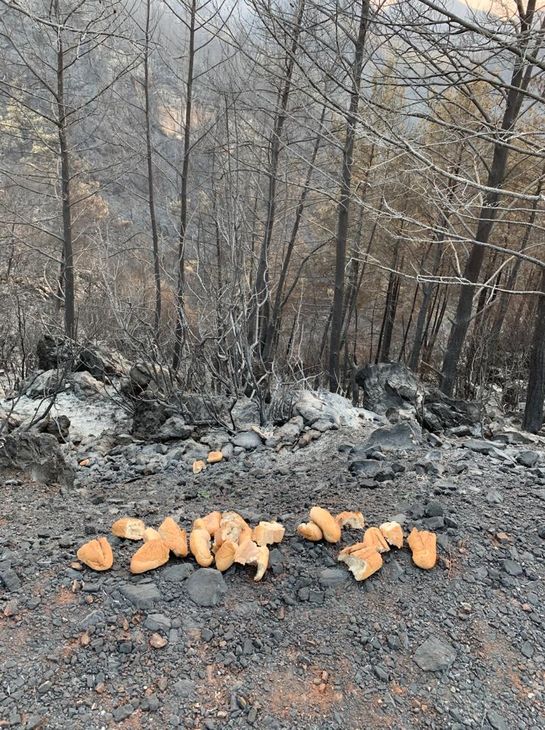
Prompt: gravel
<box><xmin>1</xmin><ymin>421</ymin><xmax>544</xmax><ymax>729</ymax></box>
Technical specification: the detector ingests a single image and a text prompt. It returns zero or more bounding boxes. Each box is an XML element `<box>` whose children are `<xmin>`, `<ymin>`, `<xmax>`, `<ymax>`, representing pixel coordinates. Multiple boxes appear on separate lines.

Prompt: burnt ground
<box><xmin>1</xmin><ymin>431</ymin><xmax>545</xmax><ymax>730</ymax></box>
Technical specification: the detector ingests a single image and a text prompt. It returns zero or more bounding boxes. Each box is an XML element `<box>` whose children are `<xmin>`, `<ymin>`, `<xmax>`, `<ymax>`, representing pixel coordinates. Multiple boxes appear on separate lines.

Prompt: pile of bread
<box><xmin>75</xmin><ymin>505</ymin><xmax>437</xmax><ymax>584</ymax></box>
<box><xmin>297</xmin><ymin>506</ymin><xmax>437</xmax><ymax>580</ymax></box>
<box><xmin>76</xmin><ymin>512</ymin><xmax>285</xmax><ymax>581</ymax></box>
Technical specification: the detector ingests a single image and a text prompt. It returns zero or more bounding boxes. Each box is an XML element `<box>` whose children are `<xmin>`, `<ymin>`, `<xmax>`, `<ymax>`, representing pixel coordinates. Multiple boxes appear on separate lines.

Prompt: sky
<box><xmin>465</xmin><ymin>0</ymin><xmax>545</xmax><ymax>11</ymax></box>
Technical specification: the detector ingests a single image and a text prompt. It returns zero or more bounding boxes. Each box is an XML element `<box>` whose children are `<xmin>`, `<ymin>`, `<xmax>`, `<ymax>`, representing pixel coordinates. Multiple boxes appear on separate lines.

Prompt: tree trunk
<box><xmin>262</xmin><ymin>100</ymin><xmax>324</xmax><ymax>364</ymax></box>
<box><xmin>144</xmin><ymin>0</ymin><xmax>161</xmax><ymax>339</ymax></box>
<box><xmin>329</xmin><ymin>0</ymin><xmax>370</xmax><ymax>391</ymax></box>
<box><xmin>56</xmin><ymin>25</ymin><xmax>75</xmax><ymax>340</ymax></box>
<box><xmin>251</xmin><ymin>0</ymin><xmax>306</xmax><ymax>353</ymax></box>
<box><xmin>523</xmin><ymin>267</ymin><xmax>545</xmax><ymax>433</ymax></box>
<box><xmin>173</xmin><ymin>0</ymin><xmax>196</xmax><ymax>370</ymax></box>
<box><xmin>440</xmin><ymin>5</ymin><xmax>536</xmax><ymax>394</ymax></box>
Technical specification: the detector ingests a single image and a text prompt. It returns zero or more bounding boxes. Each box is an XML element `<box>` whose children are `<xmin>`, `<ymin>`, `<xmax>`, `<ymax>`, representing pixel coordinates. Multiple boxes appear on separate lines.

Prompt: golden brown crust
<box><xmin>215</xmin><ymin>539</ymin><xmax>237</xmax><ymax>572</ymax></box>
<box><xmin>207</xmin><ymin>451</ymin><xmax>223</xmax><ymax>464</ymax></box>
<box><xmin>192</xmin><ymin>459</ymin><xmax>206</xmax><ymax>474</ymax></box>
<box><xmin>143</xmin><ymin>527</ymin><xmax>162</xmax><ymax>542</ymax></box>
<box><xmin>296</xmin><ymin>521</ymin><xmax>323</xmax><ymax>541</ymax></box>
<box><xmin>363</xmin><ymin>527</ymin><xmax>390</xmax><ymax>553</ymax></box>
<box><xmin>252</xmin><ymin>521</ymin><xmax>285</xmax><ymax>546</ymax></box>
<box><xmin>407</xmin><ymin>528</ymin><xmax>437</xmax><ymax>570</ymax></box>
<box><xmin>130</xmin><ymin>539</ymin><xmax>169</xmax><ymax>574</ymax></box>
<box><xmin>193</xmin><ymin>511</ymin><xmax>222</xmax><ymax>536</ymax></box>
<box><xmin>111</xmin><ymin>517</ymin><xmax>146</xmax><ymax>541</ymax></box>
<box><xmin>214</xmin><ymin>512</ymin><xmax>252</xmax><ymax>550</ymax></box>
<box><xmin>158</xmin><ymin>516</ymin><xmax>189</xmax><ymax>558</ymax></box>
<box><xmin>338</xmin><ymin>544</ymin><xmax>383</xmax><ymax>581</ymax></box>
<box><xmin>379</xmin><ymin>521</ymin><xmax>404</xmax><ymax>549</ymax></box>
<box><xmin>77</xmin><ymin>537</ymin><xmax>114</xmax><ymax>571</ymax></box>
<box><xmin>189</xmin><ymin>528</ymin><xmax>214</xmax><ymax>567</ymax></box>
<box><xmin>309</xmin><ymin>507</ymin><xmax>341</xmax><ymax>543</ymax></box>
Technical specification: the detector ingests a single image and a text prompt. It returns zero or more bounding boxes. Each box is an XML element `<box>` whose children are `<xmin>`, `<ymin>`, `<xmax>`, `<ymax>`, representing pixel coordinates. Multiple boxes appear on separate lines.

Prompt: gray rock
<box><xmin>144</xmin><ymin>613</ymin><xmax>172</xmax><ymax>631</ymax></box>
<box><xmin>23</xmin><ymin>369</ymin><xmax>64</xmax><ymax>398</ymax></box>
<box><xmin>360</xmin><ymin>421</ymin><xmax>421</xmax><ymax>453</ymax></box>
<box><xmin>186</xmin><ymin>568</ymin><xmax>227</xmax><ymax>607</ymax></box>
<box><xmin>502</xmin><ymin>559</ymin><xmax>523</xmax><ymax>577</ymax></box>
<box><xmin>463</xmin><ymin>439</ymin><xmax>505</xmax><ymax>455</ymax></box>
<box><xmin>163</xmin><ymin>564</ymin><xmax>194</xmax><ymax>582</ymax></box>
<box><xmin>0</xmin><ymin>432</ymin><xmax>74</xmax><ymax>487</ymax></box>
<box><xmin>293</xmin><ymin>391</ymin><xmax>325</xmax><ymax>425</ymax></box>
<box><xmin>231</xmin><ymin>397</ymin><xmax>261</xmax><ymax>429</ymax></box>
<box><xmin>174</xmin><ymin>679</ymin><xmax>196</xmax><ymax>698</ymax></box>
<box><xmin>0</xmin><ymin>565</ymin><xmax>21</xmax><ymax>592</ymax></box>
<box><xmin>319</xmin><ymin>568</ymin><xmax>348</xmax><ymax>587</ymax></box>
<box><xmin>421</xmin><ymin>516</ymin><xmax>445</xmax><ymax>530</ymax></box>
<box><xmin>486</xmin><ymin>488</ymin><xmax>503</xmax><ymax>505</ymax></box>
<box><xmin>266</xmin><ymin>418</ymin><xmax>303</xmax><ymax>448</ymax></box>
<box><xmin>349</xmin><ymin>459</ymin><xmax>394</xmax><ymax>481</ymax></box>
<box><xmin>517</xmin><ymin>450</ymin><xmax>540</xmax><ymax>468</ymax></box>
<box><xmin>487</xmin><ymin>710</ymin><xmax>508</xmax><ymax>730</ymax></box>
<box><xmin>425</xmin><ymin>501</ymin><xmax>444</xmax><ymax>517</ymax></box>
<box><xmin>413</xmin><ymin>636</ymin><xmax>456</xmax><ymax>672</ymax></box>
<box><xmin>232</xmin><ymin>431</ymin><xmax>262</xmax><ymax>450</ymax></box>
<box><xmin>521</xmin><ymin>640</ymin><xmax>534</xmax><ymax>658</ymax></box>
<box><xmin>157</xmin><ymin>416</ymin><xmax>193</xmax><ymax>440</ymax></box>
<box><xmin>119</xmin><ymin>582</ymin><xmax>162</xmax><ymax>609</ymax></box>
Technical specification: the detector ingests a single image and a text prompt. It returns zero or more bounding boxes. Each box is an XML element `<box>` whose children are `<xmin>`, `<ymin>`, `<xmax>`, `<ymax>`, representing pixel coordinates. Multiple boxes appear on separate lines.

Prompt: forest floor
<box><xmin>1</xmin><ymin>420</ymin><xmax>545</xmax><ymax>730</ymax></box>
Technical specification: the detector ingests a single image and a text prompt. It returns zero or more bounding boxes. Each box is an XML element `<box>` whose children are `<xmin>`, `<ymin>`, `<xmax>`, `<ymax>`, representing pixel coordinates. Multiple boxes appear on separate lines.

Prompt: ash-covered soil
<box><xmin>1</xmin><ymin>432</ymin><xmax>544</xmax><ymax>730</ymax></box>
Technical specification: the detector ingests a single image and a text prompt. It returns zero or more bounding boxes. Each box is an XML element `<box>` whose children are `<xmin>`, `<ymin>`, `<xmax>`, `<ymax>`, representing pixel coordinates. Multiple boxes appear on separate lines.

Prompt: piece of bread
<box><xmin>407</xmin><ymin>528</ymin><xmax>436</xmax><ymax>570</ymax></box>
<box><xmin>297</xmin><ymin>521</ymin><xmax>323</xmax><ymax>541</ymax></box>
<box><xmin>207</xmin><ymin>451</ymin><xmax>223</xmax><ymax>464</ymax></box>
<box><xmin>111</xmin><ymin>517</ymin><xmax>145</xmax><ymax>541</ymax></box>
<box><xmin>130</xmin><ymin>539</ymin><xmax>169</xmax><ymax>574</ymax></box>
<box><xmin>143</xmin><ymin>527</ymin><xmax>162</xmax><ymax>542</ymax></box>
<box><xmin>338</xmin><ymin>543</ymin><xmax>383</xmax><ymax>581</ymax></box>
<box><xmin>158</xmin><ymin>516</ymin><xmax>188</xmax><ymax>558</ymax></box>
<box><xmin>379</xmin><ymin>521</ymin><xmax>404</xmax><ymax>549</ymax></box>
<box><xmin>193</xmin><ymin>511</ymin><xmax>222</xmax><ymax>536</ymax></box>
<box><xmin>252</xmin><ymin>521</ymin><xmax>285</xmax><ymax>547</ymax></box>
<box><xmin>214</xmin><ymin>512</ymin><xmax>252</xmax><ymax>550</ymax></box>
<box><xmin>215</xmin><ymin>539</ymin><xmax>237</xmax><ymax>572</ymax></box>
<box><xmin>363</xmin><ymin>527</ymin><xmax>390</xmax><ymax>553</ymax></box>
<box><xmin>309</xmin><ymin>506</ymin><xmax>341</xmax><ymax>543</ymax></box>
<box><xmin>192</xmin><ymin>459</ymin><xmax>206</xmax><ymax>474</ymax></box>
<box><xmin>336</xmin><ymin>511</ymin><xmax>365</xmax><ymax>530</ymax></box>
<box><xmin>234</xmin><ymin>539</ymin><xmax>269</xmax><ymax>582</ymax></box>
<box><xmin>189</xmin><ymin>528</ymin><xmax>214</xmax><ymax>567</ymax></box>
<box><xmin>77</xmin><ymin>537</ymin><xmax>113</xmax><ymax>571</ymax></box>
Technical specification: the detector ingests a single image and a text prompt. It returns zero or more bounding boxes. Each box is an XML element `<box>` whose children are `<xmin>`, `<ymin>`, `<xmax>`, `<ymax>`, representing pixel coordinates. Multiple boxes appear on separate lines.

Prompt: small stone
<box><xmin>425</xmin><ymin>501</ymin><xmax>444</xmax><ymax>517</ymax></box>
<box><xmin>163</xmin><ymin>563</ymin><xmax>194</xmax><ymax>582</ymax></box>
<box><xmin>150</xmin><ymin>633</ymin><xmax>168</xmax><ymax>649</ymax></box>
<box><xmin>486</xmin><ymin>488</ymin><xmax>503</xmax><ymax>505</ymax></box>
<box><xmin>319</xmin><ymin>568</ymin><xmax>348</xmax><ymax>587</ymax></box>
<box><xmin>119</xmin><ymin>582</ymin><xmax>162</xmax><ymax>609</ymax></box>
<box><xmin>186</xmin><ymin>568</ymin><xmax>227</xmax><ymax>607</ymax></box>
<box><xmin>173</xmin><ymin>679</ymin><xmax>195</xmax><ymax>698</ymax></box>
<box><xmin>144</xmin><ymin>613</ymin><xmax>172</xmax><ymax>631</ymax></box>
<box><xmin>414</xmin><ymin>635</ymin><xmax>456</xmax><ymax>672</ymax></box>
<box><xmin>520</xmin><ymin>640</ymin><xmax>534</xmax><ymax>658</ymax></box>
<box><xmin>487</xmin><ymin>710</ymin><xmax>508</xmax><ymax>730</ymax></box>
<box><xmin>502</xmin><ymin>559</ymin><xmax>523</xmax><ymax>577</ymax></box>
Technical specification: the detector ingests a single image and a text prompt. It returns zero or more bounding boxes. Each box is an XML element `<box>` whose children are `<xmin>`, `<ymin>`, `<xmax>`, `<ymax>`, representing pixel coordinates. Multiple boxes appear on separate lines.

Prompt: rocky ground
<box><xmin>1</xmin><ymin>400</ymin><xmax>545</xmax><ymax>730</ymax></box>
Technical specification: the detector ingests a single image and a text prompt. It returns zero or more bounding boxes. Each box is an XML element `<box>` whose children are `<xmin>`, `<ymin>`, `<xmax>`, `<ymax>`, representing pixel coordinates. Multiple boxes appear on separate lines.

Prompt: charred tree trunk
<box><xmin>523</xmin><ymin>267</ymin><xmax>545</xmax><ymax>433</ymax></box>
<box><xmin>440</xmin><ymin>3</ymin><xmax>536</xmax><ymax>395</ymax></box>
<box><xmin>329</xmin><ymin>0</ymin><xmax>370</xmax><ymax>391</ymax></box>
<box><xmin>144</xmin><ymin>0</ymin><xmax>161</xmax><ymax>339</ymax></box>
<box><xmin>251</xmin><ymin>0</ymin><xmax>306</xmax><ymax>354</ymax></box>
<box><xmin>56</xmin><ymin>27</ymin><xmax>75</xmax><ymax>340</ymax></box>
<box><xmin>173</xmin><ymin>0</ymin><xmax>196</xmax><ymax>370</ymax></box>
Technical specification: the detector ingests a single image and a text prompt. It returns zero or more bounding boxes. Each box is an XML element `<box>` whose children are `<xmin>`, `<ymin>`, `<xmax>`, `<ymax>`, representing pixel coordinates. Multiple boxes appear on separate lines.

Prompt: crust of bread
<box><xmin>189</xmin><ymin>528</ymin><xmax>214</xmax><ymax>567</ymax></box>
<box><xmin>309</xmin><ymin>507</ymin><xmax>341</xmax><ymax>543</ymax></box>
<box><xmin>111</xmin><ymin>517</ymin><xmax>146</xmax><ymax>541</ymax></box>
<box><xmin>158</xmin><ymin>516</ymin><xmax>188</xmax><ymax>557</ymax></box>
<box><xmin>363</xmin><ymin>527</ymin><xmax>390</xmax><ymax>553</ymax></box>
<box><xmin>207</xmin><ymin>451</ymin><xmax>223</xmax><ymax>463</ymax></box>
<box><xmin>379</xmin><ymin>521</ymin><xmax>404</xmax><ymax>549</ymax></box>
<box><xmin>297</xmin><ymin>521</ymin><xmax>323</xmax><ymax>541</ymax></box>
<box><xmin>252</xmin><ymin>521</ymin><xmax>285</xmax><ymax>546</ymax></box>
<box><xmin>130</xmin><ymin>539</ymin><xmax>169</xmax><ymax>574</ymax></box>
<box><xmin>215</xmin><ymin>539</ymin><xmax>237</xmax><ymax>572</ymax></box>
<box><xmin>77</xmin><ymin>537</ymin><xmax>114</xmax><ymax>571</ymax></box>
<box><xmin>407</xmin><ymin>528</ymin><xmax>436</xmax><ymax>569</ymax></box>
<box><xmin>335</xmin><ymin>511</ymin><xmax>365</xmax><ymax>530</ymax></box>
<box><xmin>338</xmin><ymin>544</ymin><xmax>383</xmax><ymax>581</ymax></box>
